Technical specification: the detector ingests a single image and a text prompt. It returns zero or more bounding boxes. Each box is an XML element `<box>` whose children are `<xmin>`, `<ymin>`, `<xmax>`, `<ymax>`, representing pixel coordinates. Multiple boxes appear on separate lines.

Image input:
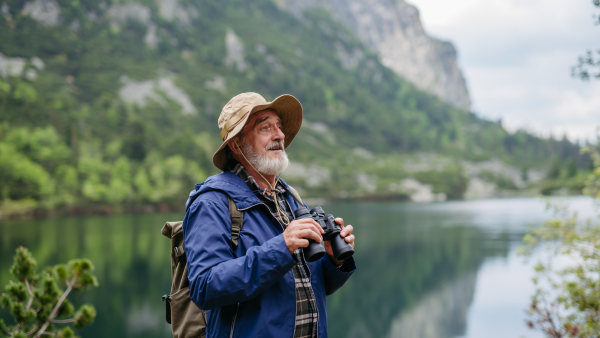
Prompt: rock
<box><xmin>284</xmin><ymin>162</ymin><xmax>331</xmax><ymax>188</ymax></box>
<box><xmin>107</xmin><ymin>3</ymin><xmax>151</xmax><ymax>27</ymax></box>
<box><xmin>0</xmin><ymin>53</ymin><xmax>26</xmax><ymax>78</ymax></box>
<box><xmin>462</xmin><ymin>159</ymin><xmax>545</xmax><ymax>189</ymax></box>
<box><xmin>224</xmin><ymin>28</ymin><xmax>248</xmax><ymax>71</ymax></box>
<box><xmin>353</xmin><ymin>147</ymin><xmax>375</xmax><ymax>160</ymax></box>
<box><xmin>156</xmin><ymin>0</ymin><xmax>198</xmax><ymax>26</ymax></box>
<box><xmin>144</xmin><ymin>24</ymin><xmax>158</xmax><ymax>49</ymax></box>
<box><xmin>31</xmin><ymin>57</ymin><xmax>44</xmax><ymax>70</ymax></box>
<box><xmin>1</xmin><ymin>3</ymin><xmax>9</xmax><ymax>21</ymax></box>
<box><xmin>22</xmin><ymin>0</ymin><xmax>60</xmax><ymax>26</ymax></box>
<box><xmin>335</xmin><ymin>43</ymin><xmax>364</xmax><ymax>70</ymax></box>
<box><xmin>356</xmin><ymin>172</ymin><xmax>377</xmax><ymax>193</ymax></box>
<box><xmin>463</xmin><ymin>177</ymin><xmax>497</xmax><ymax>200</ymax></box>
<box><xmin>274</xmin><ymin>0</ymin><xmax>471</xmax><ymax>111</ymax></box>
<box><xmin>394</xmin><ymin>178</ymin><xmax>446</xmax><ymax>202</ymax></box>
<box><xmin>119</xmin><ymin>74</ymin><xmax>197</xmax><ymax>115</ymax></box>
<box><xmin>204</xmin><ymin>75</ymin><xmax>227</xmax><ymax>93</ymax></box>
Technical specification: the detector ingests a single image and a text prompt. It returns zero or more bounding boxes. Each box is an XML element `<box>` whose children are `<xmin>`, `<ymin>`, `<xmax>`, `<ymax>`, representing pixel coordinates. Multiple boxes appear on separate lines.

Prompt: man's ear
<box><xmin>228</xmin><ymin>138</ymin><xmax>241</xmax><ymax>155</ymax></box>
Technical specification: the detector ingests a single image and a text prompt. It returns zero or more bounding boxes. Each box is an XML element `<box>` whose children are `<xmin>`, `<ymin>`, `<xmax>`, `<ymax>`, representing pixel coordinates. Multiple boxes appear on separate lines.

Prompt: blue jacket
<box><xmin>182</xmin><ymin>172</ymin><xmax>356</xmax><ymax>338</ymax></box>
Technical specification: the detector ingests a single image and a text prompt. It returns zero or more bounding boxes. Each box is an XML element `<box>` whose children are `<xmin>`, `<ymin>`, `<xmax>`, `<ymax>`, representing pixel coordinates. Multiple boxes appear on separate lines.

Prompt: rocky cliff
<box><xmin>274</xmin><ymin>0</ymin><xmax>472</xmax><ymax>111</ymax></box>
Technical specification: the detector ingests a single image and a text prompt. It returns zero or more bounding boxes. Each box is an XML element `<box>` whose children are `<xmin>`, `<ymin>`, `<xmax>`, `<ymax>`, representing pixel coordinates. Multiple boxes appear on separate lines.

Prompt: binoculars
<box><xmin>293</xmin><ymin>206</ymin><xmax>354</xmax><ymax>262</ymax></box>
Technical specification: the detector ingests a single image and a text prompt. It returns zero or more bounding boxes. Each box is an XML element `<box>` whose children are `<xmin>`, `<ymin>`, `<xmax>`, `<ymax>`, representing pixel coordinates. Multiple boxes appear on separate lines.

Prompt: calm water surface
<box><xmin>0</xmin><ymin>197</ymin><xmax>596</xmax><ymax>338</ymax></box>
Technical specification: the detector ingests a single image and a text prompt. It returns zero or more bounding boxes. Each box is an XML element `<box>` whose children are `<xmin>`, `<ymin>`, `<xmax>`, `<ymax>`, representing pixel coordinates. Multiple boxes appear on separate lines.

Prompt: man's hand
<box><xmin>283</xmin><ymin>218</ymin><xmax>324</xmax><ymax>255</ymax></box>
<box><xmin>325</xmin><ymin>218</ymin><xmax>355</xmax><ymax>266</ymax></box>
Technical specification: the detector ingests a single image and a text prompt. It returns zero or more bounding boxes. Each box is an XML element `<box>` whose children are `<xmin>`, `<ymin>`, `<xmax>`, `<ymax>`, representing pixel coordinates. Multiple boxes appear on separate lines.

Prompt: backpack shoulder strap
<box><xmin>228</xmin><ymin>196</ymin><xmax>244</xmax><ymax>248</ymax></box>
<box><xmin>287</xmin><ymin>185</ymin><xmax>304</xmax><ymax>206</ymax></box>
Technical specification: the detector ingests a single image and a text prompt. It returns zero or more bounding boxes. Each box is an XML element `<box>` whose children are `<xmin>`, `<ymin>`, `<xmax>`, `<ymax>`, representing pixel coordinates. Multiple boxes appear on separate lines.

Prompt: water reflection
<box><xmin>388</xmin><ymin>272</ymin><xmax>477</xmax><ymax>338</ymax></box>
<box><xmin>324</xmin><ymin>201</ymin><xmax>503</xmax><ymax>338</ymax></box>
<box><xmin>0</xmin><ymin>213</ymin><xmax>179</xmax><ymax>338</ymax></box>
<box><xmin>0</xmin><ymin>197</ymin><xmax>594</xmax><ymax>338</ymax></box>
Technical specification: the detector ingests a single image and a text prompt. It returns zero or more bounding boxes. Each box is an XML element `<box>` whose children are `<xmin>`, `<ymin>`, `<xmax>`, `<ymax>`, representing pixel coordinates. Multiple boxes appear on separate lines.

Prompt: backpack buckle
<box><xmin>162</xmin><ymin>294</ymin><xmax>172</xmax><ymax>324</ymax></box>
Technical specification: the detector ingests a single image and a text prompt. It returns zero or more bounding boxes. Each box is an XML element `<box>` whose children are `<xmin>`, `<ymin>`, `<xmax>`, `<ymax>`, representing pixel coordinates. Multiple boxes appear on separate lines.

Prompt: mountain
<box><xmin>0</xmin><ymin>0</ymin><xmax>588</xmax><ymax>218</ymax></box>
<box><xmin>274</xmin><ymin>0</ymin><xmax>472</xmax><ymax>111</ymax></box>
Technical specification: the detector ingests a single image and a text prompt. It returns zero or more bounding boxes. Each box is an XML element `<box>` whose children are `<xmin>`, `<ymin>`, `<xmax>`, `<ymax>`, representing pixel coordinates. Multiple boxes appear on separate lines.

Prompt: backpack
<box><xmin>161</xmin><ymin>196</ymin><xmax>243</xmax><ymax>338</ymax></box>
<box><xmin>160</xmin><ymin>187</ymin><xmax>303</xmax><ymax>338</ymax></box>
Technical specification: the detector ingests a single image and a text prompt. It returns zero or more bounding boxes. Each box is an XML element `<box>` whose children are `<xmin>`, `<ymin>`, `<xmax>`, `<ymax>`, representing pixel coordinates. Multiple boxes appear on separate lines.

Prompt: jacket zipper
<box><xmin>281</xmin><ymin>198</ymin><xmax>319</xmax><ymax>337</ymax></box>
<box><xmin>229</xmin><ymin>303</ymin><xmax>239</xmax><ymax>338</ymax></box>
<box><xmin>241</xmin><ymin>199</ymin><xmax>319</xmax><ymax>336</ymax></box>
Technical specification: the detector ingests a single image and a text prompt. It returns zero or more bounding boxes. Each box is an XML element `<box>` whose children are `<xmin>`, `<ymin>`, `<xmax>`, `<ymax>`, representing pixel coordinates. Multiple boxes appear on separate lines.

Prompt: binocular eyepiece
<box><xmin>293</xmin><ymin>206</ymin><xmax>354</xmax><ymax>263</ymax></box>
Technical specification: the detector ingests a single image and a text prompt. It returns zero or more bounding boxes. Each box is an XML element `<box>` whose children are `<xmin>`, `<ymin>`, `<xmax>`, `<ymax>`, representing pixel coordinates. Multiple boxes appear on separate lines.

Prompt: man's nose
<box><xmin>272</xmin><ymin>126</ymin><xmax>285</xmax><ymax>141</ymax></box>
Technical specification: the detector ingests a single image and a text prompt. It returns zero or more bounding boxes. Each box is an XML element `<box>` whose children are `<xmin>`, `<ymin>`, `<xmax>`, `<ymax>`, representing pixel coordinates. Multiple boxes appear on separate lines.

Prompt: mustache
<box><xmin>266</xmin><ymin>140</ymin><xmax>284</xmax><ymax>151</ymax></box>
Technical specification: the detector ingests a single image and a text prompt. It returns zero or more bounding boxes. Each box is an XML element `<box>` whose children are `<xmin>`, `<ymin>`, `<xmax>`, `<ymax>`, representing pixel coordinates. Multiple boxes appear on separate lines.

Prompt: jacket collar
<box><xmin>186</xmin><ymin>171</ymin><xmax>297</xmax><ymax>211</ymax></box>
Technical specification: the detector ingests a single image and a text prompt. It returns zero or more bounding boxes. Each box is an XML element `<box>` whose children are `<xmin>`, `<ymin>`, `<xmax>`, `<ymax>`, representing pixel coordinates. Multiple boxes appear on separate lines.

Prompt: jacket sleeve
<box><xmin>183</xmin><ymin>193</ymin><xmax>297</xmax><ymax>310</ymax></box>
<box><xmin>320</xmin><ymin>255</ymin><xmax>356</xmax><ymax>296</ymax></box>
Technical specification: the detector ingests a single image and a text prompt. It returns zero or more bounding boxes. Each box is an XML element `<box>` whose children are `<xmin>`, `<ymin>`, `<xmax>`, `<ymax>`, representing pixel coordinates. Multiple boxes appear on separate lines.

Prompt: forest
<box><xmin>0</xmin><ymin>0</ymin><xmax>591</xmax><ymax>218</ymax></box>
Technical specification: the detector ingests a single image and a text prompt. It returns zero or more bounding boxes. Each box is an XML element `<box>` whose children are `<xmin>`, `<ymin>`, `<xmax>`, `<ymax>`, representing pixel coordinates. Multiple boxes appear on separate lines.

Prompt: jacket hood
<box><xmin>185</xmin><ymin>172</ymin><xmax>295</xmax><ymax>211</ymax></box>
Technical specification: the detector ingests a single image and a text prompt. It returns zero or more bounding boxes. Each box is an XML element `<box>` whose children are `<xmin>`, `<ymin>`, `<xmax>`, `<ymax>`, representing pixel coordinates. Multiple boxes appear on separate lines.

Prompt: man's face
<box><xmin>236</xmin><ymin>109</ymin><xmax>289</xmax><ymax>175</ymax></box>
<box><xmin>243</xmin><ymin>109</ymin><xmax>285</xmax><ymax>159</ymax></box>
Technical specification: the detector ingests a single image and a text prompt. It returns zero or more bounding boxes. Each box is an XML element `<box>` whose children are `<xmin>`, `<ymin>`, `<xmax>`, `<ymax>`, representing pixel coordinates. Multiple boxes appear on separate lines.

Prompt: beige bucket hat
<box><xmin>212</xmin><ymin>92</ymin><xmax>303</xmax><ymax>171</ymax></box>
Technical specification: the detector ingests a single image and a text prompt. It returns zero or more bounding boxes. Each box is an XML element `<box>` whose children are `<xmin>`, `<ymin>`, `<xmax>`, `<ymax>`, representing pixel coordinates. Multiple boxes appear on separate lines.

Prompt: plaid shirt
<box><xmin>230</xmin><ymin>163</ymin><xmax>318</xmax><ymax>338</ymax></box>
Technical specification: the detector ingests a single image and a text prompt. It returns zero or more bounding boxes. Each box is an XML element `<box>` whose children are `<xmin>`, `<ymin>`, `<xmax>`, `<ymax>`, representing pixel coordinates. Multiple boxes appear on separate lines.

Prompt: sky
<box><xmin>407</xmin><ymin>0</ymin><xmax>600</xmax><ymax>143</ymax></box>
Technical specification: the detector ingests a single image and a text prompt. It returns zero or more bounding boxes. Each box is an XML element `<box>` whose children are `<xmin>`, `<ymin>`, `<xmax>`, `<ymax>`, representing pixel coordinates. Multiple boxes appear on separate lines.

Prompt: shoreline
<box><xmin>0</xmin><ymin>191</ymin><xmax>585</xmax><ymax>222</ymax></box>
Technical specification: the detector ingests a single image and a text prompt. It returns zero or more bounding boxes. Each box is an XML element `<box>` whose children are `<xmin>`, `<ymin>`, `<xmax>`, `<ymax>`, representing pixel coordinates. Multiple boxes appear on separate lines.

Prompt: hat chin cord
<box><xmin>234</xmin><ymin>140</ymin><xmax>291</xmax><ymax>226</ymax></box>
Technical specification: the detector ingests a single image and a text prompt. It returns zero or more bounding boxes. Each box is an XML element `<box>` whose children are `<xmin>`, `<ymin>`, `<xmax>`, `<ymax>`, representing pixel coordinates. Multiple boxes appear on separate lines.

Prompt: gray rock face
<box><xmin>275</xmin><ymin>0</ymin><xmax>471</xmax><ymax>111</ymax></box>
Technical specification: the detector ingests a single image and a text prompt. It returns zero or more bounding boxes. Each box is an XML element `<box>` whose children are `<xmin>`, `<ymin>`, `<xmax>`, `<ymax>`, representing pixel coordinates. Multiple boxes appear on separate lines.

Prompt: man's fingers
<box><xmin>291</xmin><ymin>219</ymin><xmax>324</xmax><ymax>234</ymax></box>
<box><xmin>296</xmin><ymin>229</ymin><xmax>322</xmax><ymax>243</ymax></box>
<box><xmin>335</xmin><ymin>217</ymin><xmax>344</xmax><ymax>228</ymax></box>
<box><xmin>293</xmin><ymin>238</ymin><xmax>310</xmax><ymax>248</ymax></box>
<box><xmin>340</xmin><ymin>224</ymin><xmax>353</xmax><ymax>237</ymax></box>
<box><xmin>344</xmin><ymin>234</ymin><xmax>355</xmax><ymax>244</ymax></box>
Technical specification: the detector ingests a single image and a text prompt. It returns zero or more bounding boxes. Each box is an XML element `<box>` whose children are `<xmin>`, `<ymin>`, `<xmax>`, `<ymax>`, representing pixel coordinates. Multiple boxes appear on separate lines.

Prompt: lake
<box><xmin>1</xmin><ymin>196</ymin><xmax>596</xmax><ymax>338</ymax></box>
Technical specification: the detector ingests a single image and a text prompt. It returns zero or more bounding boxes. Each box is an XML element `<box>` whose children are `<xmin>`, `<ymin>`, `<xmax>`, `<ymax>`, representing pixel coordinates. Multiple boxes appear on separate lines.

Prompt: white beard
<box><xmin>241</xmin><ymin>138</ymin><xmax>289</xmax><ymax>176</ymax></box>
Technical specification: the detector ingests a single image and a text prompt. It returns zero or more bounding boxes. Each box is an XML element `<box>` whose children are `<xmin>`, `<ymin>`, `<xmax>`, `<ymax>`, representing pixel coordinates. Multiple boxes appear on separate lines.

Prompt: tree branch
<box><xmin>24</xmin><ymin>278</ymin><xmax>35</xmax><ymax>311</ymax></box>
<box><xmin>12</xmin><ymin>322</ymin><xmax>23</xmax><ymax>336</ymax></box>
<box><xmin>50</xmin><ymin>318</ymin><xmax>77</xmax><ymax>324</ymax></box>
<box><xmin>34</xmin><ymin>273</ymin><xmax>79</xmax><ymax>338</ymax></box>
<box><xmin>25</xmin><ymin>324</ymin><xmax>39</xmax><ymax>336</ymax></box>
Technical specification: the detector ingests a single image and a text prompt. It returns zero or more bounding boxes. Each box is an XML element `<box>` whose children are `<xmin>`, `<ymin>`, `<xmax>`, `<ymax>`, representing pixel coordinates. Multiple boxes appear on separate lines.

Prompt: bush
<box><xmin>521</xmin><ymin>138</ymin><xmax>600</xmax><ymax>337</ymax></box>
<box><xmin>0</xmin><ymin>247</ymin><xmax>98</xmax><ymax>337</ymax></box>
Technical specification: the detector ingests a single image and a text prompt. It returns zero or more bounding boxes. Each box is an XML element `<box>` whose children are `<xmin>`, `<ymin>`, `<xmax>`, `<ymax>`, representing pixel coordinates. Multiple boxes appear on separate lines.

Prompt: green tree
<box><xmin>571</xmin><ymin>0</ymin><xmax>600</xmax><ymax>81</ymax></box>
<box><xmin>0</xmin><ymin>247</ymin><xmax>98</xmax><ymax>338</ymax></box>
<box><xmin>521</xmin><ymin>136</ymin><xmax>600</xmax><ymax>337</ymax></box>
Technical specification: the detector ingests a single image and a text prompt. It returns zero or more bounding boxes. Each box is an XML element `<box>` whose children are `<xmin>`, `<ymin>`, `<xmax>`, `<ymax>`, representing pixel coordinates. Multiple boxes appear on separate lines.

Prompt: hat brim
<box><xmin>212</xmin><ymin>94</ymin><xmax>303</xmax><ymax>171</ymax></box>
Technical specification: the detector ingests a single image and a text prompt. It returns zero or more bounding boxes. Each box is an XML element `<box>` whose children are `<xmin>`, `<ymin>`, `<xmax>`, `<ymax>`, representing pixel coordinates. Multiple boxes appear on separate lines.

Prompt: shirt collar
<box><xmin>229</xmin><ymin>162</ymin><xmax>286</xmax><ymax>195</ymax></box>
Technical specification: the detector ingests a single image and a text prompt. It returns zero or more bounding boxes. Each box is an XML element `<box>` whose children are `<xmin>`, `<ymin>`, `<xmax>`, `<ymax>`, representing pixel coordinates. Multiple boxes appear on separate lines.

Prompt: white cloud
<box><xmin>408</xmin><ymin>0</ymin><xmax>600</xmax><ymax>142</ymax></box>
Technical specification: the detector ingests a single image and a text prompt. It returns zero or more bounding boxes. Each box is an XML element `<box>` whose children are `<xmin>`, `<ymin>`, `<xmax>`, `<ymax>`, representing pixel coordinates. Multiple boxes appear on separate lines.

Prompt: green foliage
<box><xmin>571</xmin><ymin>1</ymin><xmax>600</xmax><ymax>81</ymax></box>
<box><xmin>0</xmin><ymin>247</ymin><xmax>97</xmax><ymax>337</ymax></box>
<box><xmin>583</xmin><ymin>138</ymin><xmax>600</xmax><ymax>199</ymax></box>
<box><xmin>0</xmin><ymin>0</ymin><xmax>589</xmax><ymax>217</ymax></box>
<box><xmin>521</xmin><ymin>135</ymin><xmax>600</xmax><ymax>337</ymax></box>
<box><xmin>413</xmin><ymin>163</ymin><xmax>468</xmax><ymax>199</ymax></box>
<box><xmin>479</xmin><ymin>170</ymin><xmax>518</xmax><ymax>190</ymax></box>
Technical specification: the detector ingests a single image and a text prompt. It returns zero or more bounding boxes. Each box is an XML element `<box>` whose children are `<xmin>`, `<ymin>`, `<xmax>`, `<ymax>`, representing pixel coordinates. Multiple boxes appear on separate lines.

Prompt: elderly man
<box><xmin>182</xmin><ymin>92</ymin><xmax>356</xmax><ymax>338</ymax></box>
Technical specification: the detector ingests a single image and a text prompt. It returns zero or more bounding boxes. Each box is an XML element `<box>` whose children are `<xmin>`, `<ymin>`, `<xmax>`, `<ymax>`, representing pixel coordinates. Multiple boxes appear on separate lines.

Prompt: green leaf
<box><xmin>0</xmin><ymin>79</ymin><xmax>10</xmax><ymax>93</ymax></box>
<box><xmin>55</xmin><ymin>264</ymin><xmax>68</xmax><ymax>281</ymax></box>
<box><xmin>0</xmin><ymin>318</ymin><xmax>9</xmax><ymax>335</ymax></box>
<box><xmin>58</xmin><ymin>326</ymin><xmax>75</xmax><ymax>338</ymax></box>
<box><xmin>74</xmin><ymin>305</ymin><xmax>96</xmax><ymax>329</ymax></box>
<box><xmin>68</xmin><ymin>259</ymin><xmax>94</xmax><ymax>276</ymax></box>
<box><xmin>9</xmin><ymin>247</ymin><xmax>37</xmax><ymax>282</ymax></box>
<box><xmin>5</xmin><ymin>280</ymin><xmax>27</xmax><ymax>302</ymax></box>
<box><xmin>57</xmin><ymin>299</ymin><xmax>74</xmax><ymax>317</ymax></box>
